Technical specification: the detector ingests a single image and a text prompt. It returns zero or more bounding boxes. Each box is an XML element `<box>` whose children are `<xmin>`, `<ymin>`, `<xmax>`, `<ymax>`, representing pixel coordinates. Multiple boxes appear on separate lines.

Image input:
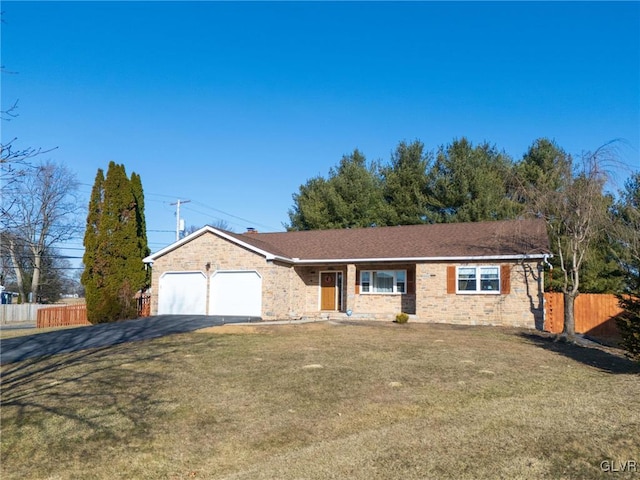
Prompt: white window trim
<box><xmin>360</xmin><ymin>269</ymin><xmax>407</xmax><ymax>295</ymax></box>
<box><xmin>456</xmin><ymin>265</ymin><xmax>501</xmax><ymax>295</ymax></box>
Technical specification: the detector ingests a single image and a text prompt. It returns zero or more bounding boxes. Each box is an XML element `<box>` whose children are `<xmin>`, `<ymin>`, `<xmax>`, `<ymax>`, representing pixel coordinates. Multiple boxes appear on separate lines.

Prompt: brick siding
<box><xmin>149</xmin><ymin>231</ymin><xmax>545</xmax><ymax>327</ymax></box>
<box><xmin>149</xmin><ymin>232</ymin><xmax>301</xmax><ymax>320</ymax></box>
<box><xmin>414</xmin><ymin>262</ymin><xmax>544</xmax><ymax>328</ymax></box>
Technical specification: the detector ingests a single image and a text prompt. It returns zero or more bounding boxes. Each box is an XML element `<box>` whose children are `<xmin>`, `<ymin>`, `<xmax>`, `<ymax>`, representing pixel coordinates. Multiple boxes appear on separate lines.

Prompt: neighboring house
<box><xmin>143</xmin><ymin>219</ymin><xmax>551</xmax><ymax>329</ymax></box>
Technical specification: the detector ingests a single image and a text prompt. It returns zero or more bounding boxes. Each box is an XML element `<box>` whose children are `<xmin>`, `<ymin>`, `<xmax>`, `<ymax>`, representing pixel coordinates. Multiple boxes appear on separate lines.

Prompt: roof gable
<box><xmin>142</xmin><ymin>225</ymin><xmax>289</xmax><ymax>264</ymax></box>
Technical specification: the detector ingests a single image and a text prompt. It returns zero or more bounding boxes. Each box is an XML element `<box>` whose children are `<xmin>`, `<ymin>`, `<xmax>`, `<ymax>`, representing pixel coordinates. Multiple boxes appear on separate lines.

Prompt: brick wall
<box><xmin>149</xmin><ymin>232</ymin><xmax>301</xmax><ymax>320</ymax></box>
<box><xmin>293</xmin><ymin>261</ymin><xmax>542</xmax><ymax>327</ymax></box>
<box><xmin>415</xmin><ymin>261</ymin><xmax>544</xmax><ymax>328</ymax></box>
<box><xmin>353</xmin><ymin>293</ymin><xmax>416</xmax><ymax>315</ymax></box>
<box><xmin>294</xmin><ymin>264</ymin><xmax>417</xmax><ymax>318</ymax></box>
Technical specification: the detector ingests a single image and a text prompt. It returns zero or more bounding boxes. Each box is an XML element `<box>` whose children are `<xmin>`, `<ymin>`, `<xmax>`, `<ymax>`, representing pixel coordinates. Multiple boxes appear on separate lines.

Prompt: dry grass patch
<box><xmin>1</xmin><ymin>321</ymin><xmax>639</xmax><ymax>480</ymax></box>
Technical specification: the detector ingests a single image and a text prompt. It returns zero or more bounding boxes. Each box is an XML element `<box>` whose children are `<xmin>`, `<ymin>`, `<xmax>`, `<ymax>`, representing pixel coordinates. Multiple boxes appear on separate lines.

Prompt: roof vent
<box><xmin>246</xmin><ymin>227</ymin><xmax>258</xmax><ymax>234</ymax></box>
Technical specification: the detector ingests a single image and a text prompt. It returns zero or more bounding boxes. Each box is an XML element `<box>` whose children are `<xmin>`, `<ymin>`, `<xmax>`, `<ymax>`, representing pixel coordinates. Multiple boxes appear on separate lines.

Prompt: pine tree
<box><xmin>381</xmin><ymin>140</ymin><xmax>431</xmax><ymax>225</ymax></box>
<box><xmin>287</xmin><ymin>149</ymin><xmax>387</xmax><ymax>230</ymax></box>
<box><xmin>613</xmin><ymin>172</ymin><xmax>640</xmax><ymax>360</ymax></box>
<box><xmin>426</xmin><ymin>138</ymin><xmax>518</xmax><ymax>223</ymax></box>
<box><xmin>327</xmin><ymin>150</ymin><xmax>387</xmax><ymax>229</ymax></box>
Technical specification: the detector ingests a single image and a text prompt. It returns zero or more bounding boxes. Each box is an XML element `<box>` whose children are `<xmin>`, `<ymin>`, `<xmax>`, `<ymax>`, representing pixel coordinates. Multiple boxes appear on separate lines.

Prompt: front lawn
<box><xmin>1</xmin><ymin>321</ymin><xmax>638</xmax><ymax>479</ymax></box>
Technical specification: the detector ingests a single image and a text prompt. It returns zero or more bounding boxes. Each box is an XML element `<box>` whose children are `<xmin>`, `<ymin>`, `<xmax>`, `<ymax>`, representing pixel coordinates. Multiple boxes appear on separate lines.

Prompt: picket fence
<box><xmin>544</xmin><ymin>292</ymin><xmax>623</xmax><ymax>338</ymax></box>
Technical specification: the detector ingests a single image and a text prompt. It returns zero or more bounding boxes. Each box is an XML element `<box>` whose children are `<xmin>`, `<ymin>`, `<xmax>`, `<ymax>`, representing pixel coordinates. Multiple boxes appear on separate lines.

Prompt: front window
<box><xmin>458</xmin><ymin>267</ymin><xmax>477</xmax><ymax>291</ymax></box>
<box><xmin>360</xmin><ymin>270</ymin><xmax>406</xmax><ymax>294</ymax></box>
<box><xmin>457</xmin><ymin>266</ymin><xmax>500</xmax><ymax>294</ymax></box>
<box><xmin>396</xmin><ymin>270</ymin><xmax>406</xmax><ymax>293</ymax></box>
<box><xmin>480</xmin><ymin>267</ymin><xmax>499</xmax><ymax>291</ymax></box>
<box><xmin>361</xmin><ymin>271</ymin><xmax>370</xmax><ymax>293</ymax></box>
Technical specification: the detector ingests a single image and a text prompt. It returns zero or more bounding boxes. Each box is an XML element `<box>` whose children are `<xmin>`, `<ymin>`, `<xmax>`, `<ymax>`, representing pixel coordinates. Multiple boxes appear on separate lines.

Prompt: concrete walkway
<box><xmin>0</xmin><ymin>315</ymin><xmax>259</xmax><ymax>365</ymax></box>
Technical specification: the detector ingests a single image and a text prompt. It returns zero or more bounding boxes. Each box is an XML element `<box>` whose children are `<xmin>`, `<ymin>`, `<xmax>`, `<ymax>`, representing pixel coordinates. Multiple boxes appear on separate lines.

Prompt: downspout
<box><xmin>543</xmin><ymin>253</ymin><xmax>553</xmax><ymax>292</ymax></box>
<box><xmin>542</xmin><ymin>254</ymin><xmax>553</xmax><ymax>330</ymax></box>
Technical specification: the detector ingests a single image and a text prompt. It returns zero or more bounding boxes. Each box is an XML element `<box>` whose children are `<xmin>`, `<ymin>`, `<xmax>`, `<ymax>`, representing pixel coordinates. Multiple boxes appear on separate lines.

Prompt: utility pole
<box><xmin>170</xmin><ymin>199</ymin><xmax>190</xmax><ymax>241</ymax></box>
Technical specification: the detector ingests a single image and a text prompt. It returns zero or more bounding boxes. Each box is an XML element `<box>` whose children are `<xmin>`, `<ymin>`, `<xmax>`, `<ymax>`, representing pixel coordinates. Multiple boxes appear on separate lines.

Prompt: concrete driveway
<box><xmin>0</xmin><ymin>315</ymin><xmax>259</xmax><ymax>365</ymax></box>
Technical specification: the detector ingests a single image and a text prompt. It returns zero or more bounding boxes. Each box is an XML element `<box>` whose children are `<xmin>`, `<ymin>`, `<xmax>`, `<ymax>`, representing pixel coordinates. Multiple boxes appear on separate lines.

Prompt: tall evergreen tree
<box><xmin>131</xmin><ymin>172</ymin><xmax>150</xmax><ymax>286</ymax></box>
<box><xmin>612</xmin><ymin>172</ymin><xmax>640</xmax><ymax>360</ymax></box>
<box><xmin>426</xmin><ymin>138</ymin><xmax>518</xmax><ymax>223</ymax></box>
<box><xmin>287</xmin><ymin>176</ymin><xmax>333</xmax><ymax>231</ymax></box>
<box><xmin>327</xmin><ymin>150</ymin><xmax>387</xmax><ymax>228</ymax></box>
<box><xmin>514</xmin><ymin>138</ymin><xmax>571</xmax><ymax>194</ymax></box>
<box><xmin>287</xmin><ymin>150</ymin><xmax>387</xmax><ymax>230</ymax></box>
<box><xmin>381</xmin><ymin>140</ymin><xmax>431</xmax><ymax>225</ymax></box>
<box><xmin>81</xmin><ymin>169</ymin><xmax>104</xmax><ymax>322</ymax></box>
<box><xmin>82</xmin><ymin>162</ymin><xmax>149</xmax><ymax>323</ymax></box>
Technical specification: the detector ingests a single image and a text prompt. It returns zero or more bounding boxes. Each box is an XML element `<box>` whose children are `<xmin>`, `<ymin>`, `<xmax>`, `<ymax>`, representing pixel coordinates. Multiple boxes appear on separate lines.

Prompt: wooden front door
<box><xmin>321</xmin><ymin>272</ymin><xmax>337</xmax><ymax>310</ymax></box>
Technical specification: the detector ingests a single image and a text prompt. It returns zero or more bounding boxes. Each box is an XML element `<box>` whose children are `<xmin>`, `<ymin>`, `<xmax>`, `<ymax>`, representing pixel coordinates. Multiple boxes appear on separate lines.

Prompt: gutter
<box><xmin>290</xmin><ymin>253</ymin><xmax>551</xmax><ymax>265</ymax></box>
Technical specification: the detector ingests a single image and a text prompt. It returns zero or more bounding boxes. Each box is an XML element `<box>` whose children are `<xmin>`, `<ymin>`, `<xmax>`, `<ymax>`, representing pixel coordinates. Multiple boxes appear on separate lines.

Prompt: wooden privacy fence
<box><xmin>36</xmin><ymin>295</ymin><xmax>151</xmax><ymax>328</ymax></box>
<box><xmin>37</xmin><ymin>304</ymin><xmax>91</xmax><ymax>328</ymax></box>
<box><xmin>544</xmin><ymin>292</ymin><xmax>623</xmax><ymax>338</ymax></box>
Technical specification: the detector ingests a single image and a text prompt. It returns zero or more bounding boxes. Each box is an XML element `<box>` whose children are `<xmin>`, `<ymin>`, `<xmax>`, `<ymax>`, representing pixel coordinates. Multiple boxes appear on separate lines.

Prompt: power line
<box><xmin>143</xmin><ymin>189</ymin><xmax>281</xmax><ymax>231</ymax></box>
<box><xmin>76</xmin><ymin>182</ymin><xmax>282</xmax><ymax>232</ymax></box>
<box><xmin>188</xmin><ymin>200</ymin><xmax>279</xmax><ymax>231</ymax></box>
<box><xmin>179</xmin><ymin>205</ymin><xmax>247</xmax><ymax>231</ymax></box>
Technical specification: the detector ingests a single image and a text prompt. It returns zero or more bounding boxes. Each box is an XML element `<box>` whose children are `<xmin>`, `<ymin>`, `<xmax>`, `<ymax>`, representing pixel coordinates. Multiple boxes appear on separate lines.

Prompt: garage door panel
<box><xmin>209</xmin><ymin>271</ymin><xmax>261</xmax><ymax>317</ymax></box>
<box><xmin>158</xmin><ymin>272</ymin><xmax>207</xmax><ymax>315</ymax></box>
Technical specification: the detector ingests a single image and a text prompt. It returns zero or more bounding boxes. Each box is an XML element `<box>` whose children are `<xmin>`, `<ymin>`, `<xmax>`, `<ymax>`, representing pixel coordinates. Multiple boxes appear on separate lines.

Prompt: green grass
<box><xmin>1</xmin><ymin>321</ymin><xmax>639</xmax><ymax>479</ymax></box>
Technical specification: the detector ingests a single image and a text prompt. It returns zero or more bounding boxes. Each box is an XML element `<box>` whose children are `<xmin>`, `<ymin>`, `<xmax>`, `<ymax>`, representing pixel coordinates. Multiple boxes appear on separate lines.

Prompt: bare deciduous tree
<box><xmin>185</xmin><ymin>219</ymin><xmax>233</xmax><ymax>236</ymax></box>
<box><xmin>2</xmin><ymin>101</ymin><xmax>58</xmax><ymax>210</ymax></box>
<box><xmin>1</xmin><ymin>160</ymin><xmax>82</xmax><ymax>302</ymax></box>
<box><xmin>518</xmin><ymin>142</ymin><xmax>615</xmax><ymax>339</ymax></box>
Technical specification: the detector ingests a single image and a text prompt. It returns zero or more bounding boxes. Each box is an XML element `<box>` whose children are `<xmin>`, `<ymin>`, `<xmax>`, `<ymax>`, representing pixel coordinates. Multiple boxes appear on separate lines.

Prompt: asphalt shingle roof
<box><xmin>226</xmin><ymin>219</ymin><xmax>550</xmax><ymax>262</ymax></box>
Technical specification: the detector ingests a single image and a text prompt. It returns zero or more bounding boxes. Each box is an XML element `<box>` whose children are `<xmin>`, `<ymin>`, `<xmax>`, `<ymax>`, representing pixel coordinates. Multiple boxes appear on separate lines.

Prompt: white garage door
<box><xmin>158</xmin><ymin>272</ymin><xmax>207</xmax><ymax>315</ymax></box>
<box><xmin>209</xmin><ymin>271</ymin><xmax>262</xmax><ymax>317</ymax></box>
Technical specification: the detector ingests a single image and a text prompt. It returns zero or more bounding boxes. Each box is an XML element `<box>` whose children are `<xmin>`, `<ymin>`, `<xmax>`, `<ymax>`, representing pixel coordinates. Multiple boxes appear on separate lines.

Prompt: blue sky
<box><xmin>2</xmin><ymin>1</ymin><xmax>639</xmax><ymax>260</ymax></box>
